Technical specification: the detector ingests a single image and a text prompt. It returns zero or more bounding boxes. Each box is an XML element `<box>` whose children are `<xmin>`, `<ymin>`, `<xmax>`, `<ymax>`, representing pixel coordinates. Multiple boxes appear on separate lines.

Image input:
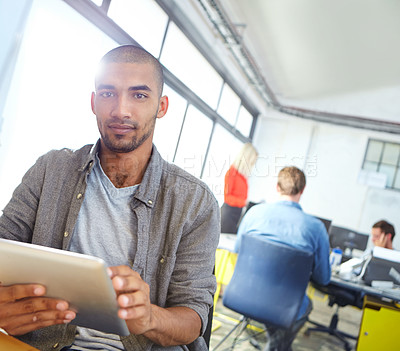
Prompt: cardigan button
<box><xmin>148</xmin><ymin>199</ymin><xmax>153</xmax><ymax>205</ymax></box>
<box><xmin>77</xmin><ymin>193</ymin><xmax>83</xmax><ymax>199</ymax></box>
<box><xmin>52</xmin><ymin>343</ymin><xmax>59</xmax><ymax>348</ymax></box>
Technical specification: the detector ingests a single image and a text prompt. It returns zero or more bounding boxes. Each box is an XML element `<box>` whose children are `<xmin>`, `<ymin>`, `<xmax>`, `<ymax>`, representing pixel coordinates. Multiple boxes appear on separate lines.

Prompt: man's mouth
<box><xmin>108</xmin><ymin>123</ymin><xmax>135</xmax><ymax>134</ymax></box>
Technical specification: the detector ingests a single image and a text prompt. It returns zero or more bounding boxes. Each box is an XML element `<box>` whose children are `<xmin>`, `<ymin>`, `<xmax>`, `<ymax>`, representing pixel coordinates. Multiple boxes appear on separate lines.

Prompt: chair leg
<box><xmin>213</xmin><ymin>316</ymin><xmax>249</xmax><ymax>351</ymax></box>
<box><xmin>305</xmin><ymin>307</ymin><xmax>356</xmax><ymax>351</ymax></box>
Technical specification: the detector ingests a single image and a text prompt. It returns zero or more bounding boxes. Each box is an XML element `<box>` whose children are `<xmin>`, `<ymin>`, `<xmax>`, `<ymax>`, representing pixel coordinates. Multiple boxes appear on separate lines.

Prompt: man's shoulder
<box><xmin>162</xmin><ymin>161</ymin><xmax>212</xmax><ymax>192</ymax></box>
<box><xmin>302</xmin><ymin>212</ymin><xmax>328</xmax><ymax>237</ymax></box>
<box><xmin>303</xmin><ymin>212</ymin><xmax>325</xmax><ymax>225</ymax></box>
<box><xmin>149</xmin><ymin>159</ymin><xmax>220</xmax><ymax>226</ymax></box>
<box><xmin>41</xmin><ymin>144</ymin><xmax>93</xmax><ymax>161</ymax></box>
<box><xmin>159</xmin><ymin>160</ymin><xmax>217</xmax><ymax>205</ymax></box>
<box><xmin>270</xmin><ymin>202</ymin><xmax>326</xmax><ymax>233</ymax></box>
<box><xmin>241</xmin><ymin>202</ymin><xmax>271</xmax><ymax>220</ymax></box>
<box><xmin>36</xmin><ymin>144</ymin><xmax>94</xmax><ymax>169</ymax></box>
<box><xmin>25</xmin><ymin>145</ymin><xmax>95</xmax><ymax>181</ymax></box>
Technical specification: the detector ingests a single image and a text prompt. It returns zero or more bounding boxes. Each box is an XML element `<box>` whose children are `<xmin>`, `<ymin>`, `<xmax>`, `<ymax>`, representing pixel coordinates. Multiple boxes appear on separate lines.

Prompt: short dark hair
<box><xmin>97</xmin><ymin>45</ymin><xmax>164</xmax><ymax>96</ymax></box>
<box><xmin>277</xmin><ymin>166</ymin><xmax>306</xmax><ymax>196</ymax></box>
<box><xmin>372</xmin><ymin>220</ymin><xmax>396</xmax><ymax>240</ymax></box>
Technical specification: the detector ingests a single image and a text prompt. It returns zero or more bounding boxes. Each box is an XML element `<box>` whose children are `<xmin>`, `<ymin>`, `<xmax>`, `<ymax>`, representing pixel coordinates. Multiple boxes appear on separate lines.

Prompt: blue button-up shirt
<box><xmin>235</xmin><ymin>200</ymin><xmax>331</xmax><ymax>317</ymax></box>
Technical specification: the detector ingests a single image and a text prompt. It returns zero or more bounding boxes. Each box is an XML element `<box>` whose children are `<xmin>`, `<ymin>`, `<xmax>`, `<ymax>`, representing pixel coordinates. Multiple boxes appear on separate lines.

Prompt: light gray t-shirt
<box><xmin>67</xmin><ymin>155</ymin><xmax>138</xmax><ymax>350</ymax></box>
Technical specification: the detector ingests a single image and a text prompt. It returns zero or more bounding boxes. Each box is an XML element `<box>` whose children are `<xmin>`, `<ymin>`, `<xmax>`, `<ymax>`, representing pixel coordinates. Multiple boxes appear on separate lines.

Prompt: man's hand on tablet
<box><xmin>0</xmin><ymin>284</ymin><xmax>76</xmax><ymax>335</ymax></box>
<box><xmin>108</xmin><ymin>265</ymin><xmax>201</xmax><ymax>346</ymax></box>
<box><xmin>107</xmin><ymin>266</ymin><xmax>152</xmax><ymax>335</ymax></box>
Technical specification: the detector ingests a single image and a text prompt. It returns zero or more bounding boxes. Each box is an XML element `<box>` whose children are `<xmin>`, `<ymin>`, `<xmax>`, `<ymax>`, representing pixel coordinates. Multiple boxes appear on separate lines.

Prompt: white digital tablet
<box><xmin>0</xmin><ymin>238</ymin><xmax>130</xmax><ymax>336</ymax></box>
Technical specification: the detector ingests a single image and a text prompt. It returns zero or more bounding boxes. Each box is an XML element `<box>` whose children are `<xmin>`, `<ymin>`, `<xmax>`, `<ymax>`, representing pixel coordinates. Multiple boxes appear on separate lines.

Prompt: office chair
<box><xmin>213</xmin><ymin>235</ymin><xmax>313</xmax><ymax>350</ymax></box>
<box><xmin>197</xmin><ymin>267</ymin><xmax>215</xmax><ymax>349</ymax></box>
<box><xmin>187</xmin><ymin>303</ymin><xmax>213</xmax><ymax>350</ymax></box>
<box><xmin>305</xmin><ymin>281</ymin><xmax>364</xmax><ymax>351</ymax></box>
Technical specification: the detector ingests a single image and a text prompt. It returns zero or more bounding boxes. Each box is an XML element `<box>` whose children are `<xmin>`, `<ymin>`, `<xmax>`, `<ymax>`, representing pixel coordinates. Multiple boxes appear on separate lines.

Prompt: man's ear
<box><xmin>156</xmin><ymin>95</ymin><xmax>169</xmax><ymax>119</ymax></box>
<box><xmin>387</xmin><ymin>233</ymin><xmax>392</xmax><ymax>242</ymax></box>
<box><xmin>91</xmin><ymin>92</ymin><xmax>96</xmax><ymax>115</ymax></box>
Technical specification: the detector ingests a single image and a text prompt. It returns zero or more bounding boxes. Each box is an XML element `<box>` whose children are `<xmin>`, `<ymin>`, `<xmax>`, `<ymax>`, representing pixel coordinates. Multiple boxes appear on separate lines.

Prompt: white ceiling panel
<box><xmin>218</xmin><ymin>0</ymin><xmax>400</xmax><ymax>124</ymax></box>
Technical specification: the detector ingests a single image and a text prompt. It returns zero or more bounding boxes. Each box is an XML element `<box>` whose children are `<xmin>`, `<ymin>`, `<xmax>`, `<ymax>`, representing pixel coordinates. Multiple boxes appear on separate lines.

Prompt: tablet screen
<box><xmin>0</xmin><ymin>238</ymin><xmax>129</xmax><ymax>336</ymax></box>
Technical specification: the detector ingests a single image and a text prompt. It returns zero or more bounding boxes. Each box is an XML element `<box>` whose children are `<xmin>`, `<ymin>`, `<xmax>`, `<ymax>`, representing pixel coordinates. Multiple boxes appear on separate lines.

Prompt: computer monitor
<box><xmin>329</xmin><ymin>225</ymin><xmax>369</xmax><ymax>255</ymax></box>
<box><xmin>363</xmin><ymin>246</ymin><xmax>400</xmax><ymax>285</ymax></box>
<box><xmin>315</xmin><ymin>216</ymin><xmax>332</xmax><ymax>233</ymax></box>
<box><xmin>245</xmin><ymin>201</ymin><xmax>261</xmax><ymax>214</ymax></box>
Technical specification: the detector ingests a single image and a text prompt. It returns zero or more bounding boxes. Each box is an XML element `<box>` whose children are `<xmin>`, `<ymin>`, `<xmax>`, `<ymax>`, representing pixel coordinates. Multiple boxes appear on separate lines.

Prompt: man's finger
<box><xmin>117</xmin><ymin>291</ymin><xmax>146</xmax><ymax>308</ymax></box>
<box><xmin>0</xmin><ymin>298</ymin><xmax>70</xmax><ymax>319</ymax></box>
<box><xmin>107</xmin><ymin>265</ymin><xmax>139</xmax><ymax>278</ymax></box>
<box><xmin>4</xmin><ymin>309</ymin><xmax>76</xmax><ymax>336</ymax></box>
<box><xmin>0</xmin><ymin>285</ymin><xmax>45</xmax><ymax>304</ymax></box>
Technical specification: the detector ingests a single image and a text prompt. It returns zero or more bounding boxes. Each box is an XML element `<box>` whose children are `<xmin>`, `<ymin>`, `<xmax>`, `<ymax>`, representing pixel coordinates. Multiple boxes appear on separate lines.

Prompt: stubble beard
<box><xmin>101</xmin><ymin>115</ymin><xmax>157</xmax><ymax>154</ymax></box>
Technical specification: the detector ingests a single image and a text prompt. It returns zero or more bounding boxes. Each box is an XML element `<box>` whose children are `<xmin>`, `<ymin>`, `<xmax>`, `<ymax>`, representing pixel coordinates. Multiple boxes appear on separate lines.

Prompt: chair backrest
<box><xmin>223</xmin><ymin>234</ymin><xmax>313</xmax><ymax>329</ymax></box>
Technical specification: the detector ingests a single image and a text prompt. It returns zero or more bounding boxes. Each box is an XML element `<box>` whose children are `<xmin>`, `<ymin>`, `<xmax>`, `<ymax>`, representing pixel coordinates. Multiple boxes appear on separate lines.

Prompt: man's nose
<box><xmin>112</xmin><ymin>94</ymin><xmax>132</xmax><ymax>118</ymax></box>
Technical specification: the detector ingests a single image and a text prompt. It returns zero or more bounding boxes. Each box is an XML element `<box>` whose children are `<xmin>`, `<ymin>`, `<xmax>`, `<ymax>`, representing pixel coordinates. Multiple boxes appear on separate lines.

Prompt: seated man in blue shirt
<box><xmin>235</xmin><ymin>166</ymin><xmax>331</xmax><ymax>351</ymax></box>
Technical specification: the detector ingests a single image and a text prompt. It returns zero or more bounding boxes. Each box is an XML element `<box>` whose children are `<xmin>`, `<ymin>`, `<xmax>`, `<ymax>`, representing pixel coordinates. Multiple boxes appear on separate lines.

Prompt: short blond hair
<box><xmin>232</xmin><ymin>143</ymin><xmax>258</xmax><ymax>177</ymax></box>
<box><xmin>277</xmin><ymin>166</ymin><xmax>306</xmax><ymax>195</ymax></box>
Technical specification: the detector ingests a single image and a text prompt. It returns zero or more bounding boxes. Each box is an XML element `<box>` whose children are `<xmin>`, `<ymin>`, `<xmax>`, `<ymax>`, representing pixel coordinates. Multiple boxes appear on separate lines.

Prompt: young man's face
<box><xmin>371</xmin><ymin>227</ymin><xmax>390</xmax><ymax>247</ymax></box>
<box><xmin>91</xmin><ymin>61</ymin><xmax>168</xmax><ymax>154</ymax></box>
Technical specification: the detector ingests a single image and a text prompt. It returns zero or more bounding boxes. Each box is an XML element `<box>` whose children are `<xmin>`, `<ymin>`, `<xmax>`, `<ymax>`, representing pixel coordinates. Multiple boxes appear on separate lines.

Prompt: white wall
<box><xmin>249</xmin><ymin>109</ymin><xmax>400</xmax><ymax>250</ymax></box>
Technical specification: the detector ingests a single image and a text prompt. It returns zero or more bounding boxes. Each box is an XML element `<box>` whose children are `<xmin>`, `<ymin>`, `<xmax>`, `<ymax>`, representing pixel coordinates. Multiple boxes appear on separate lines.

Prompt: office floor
<box><xmin>210</xmin><ymin>287</ymin><xmax>363</xmax><ymax>351</ymax></box>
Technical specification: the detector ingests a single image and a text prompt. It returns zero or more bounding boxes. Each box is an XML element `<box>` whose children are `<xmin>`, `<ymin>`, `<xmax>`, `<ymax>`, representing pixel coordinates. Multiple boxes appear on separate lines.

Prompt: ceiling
<box><xmin>200</xmin><ymin>0</ymin><xmax>400</xmax><ymax>132</ymax></box>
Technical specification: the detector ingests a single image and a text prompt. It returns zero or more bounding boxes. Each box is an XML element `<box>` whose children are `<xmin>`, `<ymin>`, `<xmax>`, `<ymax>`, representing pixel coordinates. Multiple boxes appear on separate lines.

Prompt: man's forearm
<box><xmin>140</xmin><ymin>306</ymin><xmax>202</xmax><ymax>346</ymax></box>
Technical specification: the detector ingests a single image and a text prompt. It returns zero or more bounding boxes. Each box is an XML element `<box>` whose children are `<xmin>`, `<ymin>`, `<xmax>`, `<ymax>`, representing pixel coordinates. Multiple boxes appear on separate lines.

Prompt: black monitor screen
<box><xmin>363</xmin><ymin>247</ymin><xmax>400</xmax><ymax>285</ymax></box>
<box><xmin>315</xmin><ymin>216</ymin><xmax>332</xmax><ymax>233</ymax></box>
<box><xmin>245</xmin><ymin>201</ymin><xmax>260</xmax><ymax>214</ymax></box>
<box><xmin>329</xmin><ymin>225</ymin><xmax>369</xmax><ymax>253</ymax></box>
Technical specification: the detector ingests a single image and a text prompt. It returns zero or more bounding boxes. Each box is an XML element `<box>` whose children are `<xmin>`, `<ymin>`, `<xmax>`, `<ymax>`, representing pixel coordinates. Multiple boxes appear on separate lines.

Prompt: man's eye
<box><xmin>99</xmin><ymin>92</ymin><xmax>115</xmax><ymax>98</ymax></box>
<box><xmin>134</xmin><ymin>93</ymin><xmax>147</xmax><ymax>99</ymax></box>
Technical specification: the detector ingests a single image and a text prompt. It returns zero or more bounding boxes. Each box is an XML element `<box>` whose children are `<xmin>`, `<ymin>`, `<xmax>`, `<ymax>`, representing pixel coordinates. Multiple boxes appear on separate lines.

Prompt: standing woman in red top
<box><xmin>221</xmin><ymin>143</ymin><xmax>258</xmax><ymax>234</ymax></box>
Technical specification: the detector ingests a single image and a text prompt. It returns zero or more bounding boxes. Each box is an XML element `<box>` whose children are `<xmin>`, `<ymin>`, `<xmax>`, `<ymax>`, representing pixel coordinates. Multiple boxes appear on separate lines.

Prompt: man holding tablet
<box><xmin>0</xmin><ymin>45</ymin><xmax>220</xmax><ymax>350</ymax></box>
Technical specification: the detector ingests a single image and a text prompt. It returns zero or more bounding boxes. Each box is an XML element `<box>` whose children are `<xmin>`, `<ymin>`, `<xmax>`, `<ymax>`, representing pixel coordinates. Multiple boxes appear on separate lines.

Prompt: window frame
<box><xmin>362</xmin><ymin>138</ymin><xmax>400</xmax><ymax>190</ymax></box>
<box><xmin>63</xmin><ymin>0</ymin><xmax>258</xmax><ymax>143</ymax></box>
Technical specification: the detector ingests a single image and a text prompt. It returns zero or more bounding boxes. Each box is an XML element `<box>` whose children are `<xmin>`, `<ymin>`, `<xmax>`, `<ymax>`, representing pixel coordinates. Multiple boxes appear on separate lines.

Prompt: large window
<box><xmin>236</xmin><ymin>105</ymin><xmax>254</xmax><ymax>138</ymax></box>
<box><xmin>173</xmin><ymin>105</ymin><xmax>214</xmax><ymax>178</ymax></box>
<box><xmin>0</xmin><ymin>0</ymin><xmax>115</xmax><ymax>208</ymax></box>
<box><xmin>362</xmin><ymin>139</ymin><xmax>400</xmax><ymax>189</ymax></box>
<box><xmin>108</xmin><ymin>0</ymin><xmax>168</xmax><ymax>58</ymax></box>
<box><xmin>153</xmin><ymin>84</ymin><xmax>187</xmax><ymax>162</ymax></box>
<box><xmin>201</xmin><ymin>124</ymin><xmax>244</xmax><ymax>204</ymax></box>
<box><xmin>0</xmin><ymin>0</ymin><xmax>258</xmax><ymax>209</ymax></box>
<box><xmin>217</xmin><ymin>83</ymin><xmax>241</xmax><ymax>126</ymax></box>
<box><xmin>160</xmin><ymin>22</ymin><xmax>223</xmax><ymax>110</ymax></box>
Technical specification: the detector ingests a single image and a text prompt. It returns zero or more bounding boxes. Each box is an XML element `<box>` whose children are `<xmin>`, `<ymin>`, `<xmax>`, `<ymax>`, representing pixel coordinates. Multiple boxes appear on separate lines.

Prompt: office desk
<box><xmin>0</xmin><ymin>332</ymin><xmax>39</xmax><ymax>350</ymax></box>
<box><xmin>357</xmin><ymin>295</ymin><xmax>400</xmax><ymax>351</ymax></box>
<box><xmin>212</xmin><ymin>234</ymin><xmax>237</xmax><ymax>332</ymax></box>
<box><xmin>217</xmin><ymin>233</ymin><xmax>237</xmax><ymax>252</ymax></box>
<box><xmin>214</xmin><ymin>233</ymin><xmax>238</xmax><ymax>308</ymax></box>
<box><xmin>315</xmin><ymin>275</ymin><xmax>400</xmax><ymax>350</ymax></box>
<box><xmin>329</xmin><ymin>275</ymin><xmax>400</xmax><ymax>303</ymax></box>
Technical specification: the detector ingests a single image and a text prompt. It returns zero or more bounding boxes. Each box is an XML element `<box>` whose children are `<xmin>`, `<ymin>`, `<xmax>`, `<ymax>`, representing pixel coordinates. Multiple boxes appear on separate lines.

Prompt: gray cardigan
<box><xmin>0</xmin><ymin>142</ymin><xmax>220</xmax><ymax>351</ymax></box>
